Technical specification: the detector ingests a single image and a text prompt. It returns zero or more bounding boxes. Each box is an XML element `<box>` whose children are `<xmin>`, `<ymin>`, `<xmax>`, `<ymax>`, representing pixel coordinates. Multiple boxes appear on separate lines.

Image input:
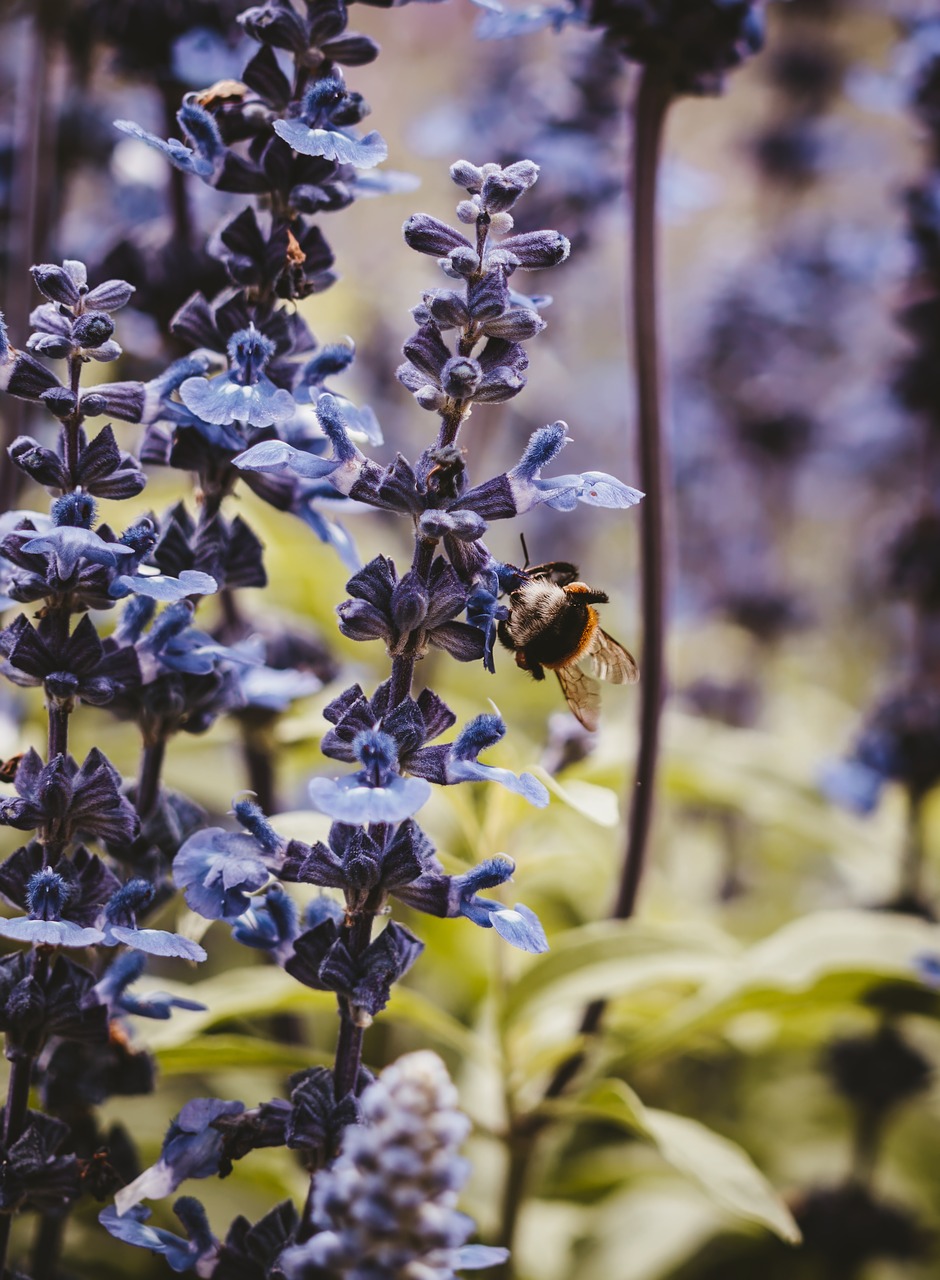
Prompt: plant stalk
<box><xmin>496</xmin><ymin>71</ymin><xmax>673</xmax><ymax>1266</ymax></box>
<box><xmin>616</xmin><ymin>65</ymin><xmax>672</xmax><ymax>924</ymax></box>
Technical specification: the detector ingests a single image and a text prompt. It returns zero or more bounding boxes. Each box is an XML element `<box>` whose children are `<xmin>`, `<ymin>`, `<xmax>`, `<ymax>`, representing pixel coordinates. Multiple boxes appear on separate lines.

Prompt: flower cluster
<box><xmin>0</xmin><ymin>261</ymin><xmax>221</xmax><ymax>1277</ymax></box>
<box><xmin>121</xmin><ymin>0</ymin><xmax>395</xmax><ymax>566</ymax></box>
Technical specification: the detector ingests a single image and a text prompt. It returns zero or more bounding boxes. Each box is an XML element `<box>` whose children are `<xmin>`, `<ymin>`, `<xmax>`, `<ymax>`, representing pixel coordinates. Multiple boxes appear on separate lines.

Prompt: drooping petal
<box><xmin>272</xmin><ymin>120</ymin><xmax>388</xmax><ymax>168</ymax></box>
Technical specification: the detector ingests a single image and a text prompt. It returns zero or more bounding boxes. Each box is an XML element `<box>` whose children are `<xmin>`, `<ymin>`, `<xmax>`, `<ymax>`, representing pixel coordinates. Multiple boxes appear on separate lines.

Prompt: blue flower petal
<box><xmin>447</xmin><ymin>758</ymin><xmax>549</xmax><ymax>808</ymax></box>
<box><xmin>272</xmin><ymin>120</ymin><xmax>388</xmax><ymax>168</ymax></box>
<box><xmin>174</xmin><ymin>829</ymin><xmax>272</xmax><ymax>921</ymax></box>
<box><xmin>233</xmin><ymin>439</ymin><xmax>340</xmax><ymax>479</ymax></box>
<box><xmin>489</xmin><ymin>903</ymin><xmax>549</xmax><ymax>954</ymax></box>
<box><xmin>0</xmin><ymin>916</ymin><xmax>104</xmax><ymax>947</ymax></box>
<box><xmin>540</xmin><ymin>471</ymin><xmax>644</xmax><ymax>511</ymax></box>
<box><xmin>114</xmin><ymin>120</ymin><xmax>214</xmax><ymax>178</ymax></box>
<box><xmin>110</xmin><ymin>569</ymin><xmax>218</xmax><ymax>602</ymax></box>
<box><xmin>22</xmin><ymin>527</ymin><xmax>135</xmax><ymax>577</ymax></box>
<box><xmin>308</xmin><ymin>772</ymin><xmax>432</xmax><ymax>823</ymax></box>
<box><xmin>455</xmin><ymin>1244</ymin><xmax>512</xmax><ymax>1270</ymax></box>
<box><xmin>180</xmin><ymin>373</ymin><xmax>295</xmax><ymax>428</ymax></box>
<box><xmin>106</xmin><ymin>926</ymin><xmax>207</xmax><ymax>962</ymax></box>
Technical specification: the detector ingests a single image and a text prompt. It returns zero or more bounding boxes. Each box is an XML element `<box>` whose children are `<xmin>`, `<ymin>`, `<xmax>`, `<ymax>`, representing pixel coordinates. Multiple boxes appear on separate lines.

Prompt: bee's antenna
<box><xmin>520</xmin><ymin>532</ymin><xmax>530</xmax><ymax>570</ymax></box>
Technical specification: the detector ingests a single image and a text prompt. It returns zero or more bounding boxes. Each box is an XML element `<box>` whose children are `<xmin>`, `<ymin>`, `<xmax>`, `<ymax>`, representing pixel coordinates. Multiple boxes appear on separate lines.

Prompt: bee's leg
<box><xmin>520</xmin><ymin>653</ymin><xmax>545</xmax><ymax>681</ymax></box>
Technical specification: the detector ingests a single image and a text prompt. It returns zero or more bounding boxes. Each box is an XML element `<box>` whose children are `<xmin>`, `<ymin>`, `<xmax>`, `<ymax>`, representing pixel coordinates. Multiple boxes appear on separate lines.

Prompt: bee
<box><xmin>497</xmin><ymin>559</ymin><xmax>639</xmax><ymax>732</ymax></box>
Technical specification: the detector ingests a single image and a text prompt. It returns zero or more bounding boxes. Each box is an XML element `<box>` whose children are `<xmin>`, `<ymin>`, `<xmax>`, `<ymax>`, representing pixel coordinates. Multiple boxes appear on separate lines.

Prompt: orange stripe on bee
<box><xmin>542</xmin><ymin>607</ymin><xmax>599</xmax><ymax>669</ymax></box>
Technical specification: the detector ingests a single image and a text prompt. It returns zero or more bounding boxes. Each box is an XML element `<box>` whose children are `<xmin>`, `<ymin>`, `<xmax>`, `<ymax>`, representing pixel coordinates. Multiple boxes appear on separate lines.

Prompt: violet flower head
<box><xmin>278</xmin><ymin>1051</ymin><xmax>507</xmax><ymax>1279</ymax></box>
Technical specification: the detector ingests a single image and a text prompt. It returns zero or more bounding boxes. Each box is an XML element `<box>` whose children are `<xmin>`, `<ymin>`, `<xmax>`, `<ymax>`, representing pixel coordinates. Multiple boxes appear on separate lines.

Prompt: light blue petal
<box><xmin>23</xmin><ymin>528</ymin><xmax>134</xmax><ymax>576</ymax></box>
<box><xmin>490</xmin><ymin>904</ymin><xmax>549</xmax><ymax>954</ymax></box>
<box><xmin>272</xmin><ymin>120</ymin><xmax>388</xmax><ymax>169</ymax></box>
<box><xmin>114</xmin><ymin>120</ymin><xmax>214</xmax><ymax>178</ymax></box>
<box><xmin>308</xmin><ymin>773</ymin><xmax>431</xmax><ymax>823</ymax></box>
<box><xmin>180</xmin><ymin>374</ymin><xmax>295</xmax><ymax>428</ymax></box>
<box><xmin>110</xmin><ymin>570</ymin><xmax>218</xmax><ymax>602</ymax></box>
<box><xmin>106</xmin><ymin>926</ymin><xmax>207</xmax><ymax>962</ymax></box>
<box><xmin>456</xmin><ymin>1244</ymin><xmax>512</xmax><ymax>1270</ymax></box>
<box><xmin>545</xmin><ymin>471</ymin><xmax>644</xmax><ymax>510</ymax></box>
<box><xmin>448</xmin><ymin>760</ymin><xmax>549</xmax><ymax>808</ymax></box>
<box><xmin>0</xmin><ymin>917</ymin><xmax>104</xmax><ymax>947</ymax></box>
<box><xmin>233</xmin><ymin>439</ymin><xmax>339</xmax><ymax>479</ymax></box>
<box><xmin>336</xmin><ymin>398</ymin><xmax>383</xmax><ymax>446</ymax></box>
<box><xmin>818</xmin><ymin>759</ymin><xmax>884</xmax><ymax>815</ymax></box>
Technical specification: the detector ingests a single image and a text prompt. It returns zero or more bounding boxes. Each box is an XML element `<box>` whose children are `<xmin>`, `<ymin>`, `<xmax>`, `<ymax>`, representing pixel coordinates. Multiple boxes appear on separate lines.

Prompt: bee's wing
<box><xmin>586</xmin><ymin>628</ymin><xmax>639</xmax><ymax>685</ymax></box>
<box><xmin>555</xmin><ymin>665</ymin><xmax>602</xmax><ymax>733</ymax></box>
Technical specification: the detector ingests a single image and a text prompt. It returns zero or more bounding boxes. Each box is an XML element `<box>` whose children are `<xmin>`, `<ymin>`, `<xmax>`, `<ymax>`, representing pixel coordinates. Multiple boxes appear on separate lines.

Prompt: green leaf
<box><xmin>137</xmin><ymin>967</ymin><xmax>332</xmax><ymax>1052</ymax></box>
<box><xmin>530</xmin><ymin>768</ymin><xmax>620</xmax><ymax>827</ymax></box>
<box><xmin>155</xmin><ymin>1034</ymin><xmax>331</xmax><ymax>1075</ymax></box>
<box><xmin>501</xmin><ymin>918</ymin><xmax>739</xmax><ymax>1030</ymax></box>
<box><xmin>626</xmin><ymin>909</ymin><xmax>936</xmax><ymax>1061</ymax></box>
<box><xmin>551</xmin><ymin>1079</ymin><xmax>800</xmax><ymax>1244</ymax></box>
<box><xmin>578</xmin><ymin>1187</ymin><xmax>731</xmax><ymax>1280</ymax></box>
<box><xmin>135</xmin><ymin>967</ymin><xmax>486</xmax><ymax>1063</ymax></box>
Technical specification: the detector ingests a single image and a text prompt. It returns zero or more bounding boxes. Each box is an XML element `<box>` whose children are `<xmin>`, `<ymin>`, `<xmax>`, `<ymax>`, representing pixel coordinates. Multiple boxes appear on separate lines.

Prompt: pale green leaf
<box><xmin>501</xmin><ymin>918</ymin><xmax>739</xmax><ymax>1029</ymax></box>
<box><xmin>530</xmin><ymin>768</ymin><xmax>620</xmax><ymax>827</ymax></box>
<box><xmin>549</xmin><ymin>1079</ymin><xmax>800</xmax><ymax>1244</ymax></box>
<box><xmin>579</xmin><ymin>1187</ymin><xmax>730</xmax><ymax>1280</ymax></box>
<box><xmin>627</xmin><ymin>910</ymin><xmax>937</xmax><ymax>1061</ymax></box>
<box><xmin>155</xmin><ymin>1034</ymin><xmax>330</xmax><ymax>1075</ymax></box>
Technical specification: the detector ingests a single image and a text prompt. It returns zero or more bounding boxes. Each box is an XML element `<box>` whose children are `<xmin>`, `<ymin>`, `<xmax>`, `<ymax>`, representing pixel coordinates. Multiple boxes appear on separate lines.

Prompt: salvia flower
<box><xmin>101</xmin><ymin>878</ymin><xmax>207</xmax><ymax>960</ymax></box>
<box><xmin>278</xmin><ymin>1051</ymin><xmax>508</xmax><ymax>1279</ymax></box>
<box><xmin>101</xmin><ymin>1197</ymin><xmax>220</xmax><ymax>1274</ymax></box>
<box><xmin>114</xmin><ymin>1097</ymin><xmax>245</xmax><ymax>1215</ymax></box>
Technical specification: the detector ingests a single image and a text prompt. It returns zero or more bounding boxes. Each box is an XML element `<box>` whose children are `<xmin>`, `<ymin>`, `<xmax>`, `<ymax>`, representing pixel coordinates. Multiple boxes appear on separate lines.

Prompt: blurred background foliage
<box><xmin>2</xmin><ymin>0</ymin><xmax>940</xmax><ymax>1277</ymax></box>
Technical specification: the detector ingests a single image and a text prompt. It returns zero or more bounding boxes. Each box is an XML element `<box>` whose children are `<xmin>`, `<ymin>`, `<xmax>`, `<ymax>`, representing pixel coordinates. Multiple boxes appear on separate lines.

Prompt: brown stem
<box><xmin>617</xmin><ymin>66</ymin><xmax>672</xmax><ymax>922</ymax></box>
<box><xmin>496</xmin><ymin>72</ymin><xmax>673</xmax><ymax>1264</ymax></box>
<box><xmin>540</xmin><ymin>69</ymin><xmax>673</xmax><ymax>1109</ymax></box>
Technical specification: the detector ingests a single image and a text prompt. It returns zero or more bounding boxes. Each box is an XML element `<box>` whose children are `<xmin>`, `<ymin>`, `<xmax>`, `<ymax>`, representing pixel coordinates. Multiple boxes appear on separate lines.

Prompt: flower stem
<box><xmin>495</xmin><ymin>70</ymin><xmax>673</xmax><ymax>1262</ymax></box>
<box><xmin>31</xmin><ymin>1209</ymin><xmax>64</xmax><ymax>1280</ymax></box>
<box><xmin>332</xmin><ymin>908</ymin><xmax>376</xmax><ymax>1100</ymax></box>
<box><xmin>617</xmin><ymin>65</ymin><xmax>672</xmax><ymax>923</ymax></box>
<box><xmin>136</xmin><ymin>736</ymin><xmax>167</xmax><ymax>821</ymax></box>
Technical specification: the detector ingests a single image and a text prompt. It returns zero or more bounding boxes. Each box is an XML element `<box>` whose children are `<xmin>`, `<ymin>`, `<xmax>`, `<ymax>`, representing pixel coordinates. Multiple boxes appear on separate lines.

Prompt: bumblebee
<box><xmin>497</xmin><ymin>561</ymin><xmax>639</xmax><ymax>732</ymax></box>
